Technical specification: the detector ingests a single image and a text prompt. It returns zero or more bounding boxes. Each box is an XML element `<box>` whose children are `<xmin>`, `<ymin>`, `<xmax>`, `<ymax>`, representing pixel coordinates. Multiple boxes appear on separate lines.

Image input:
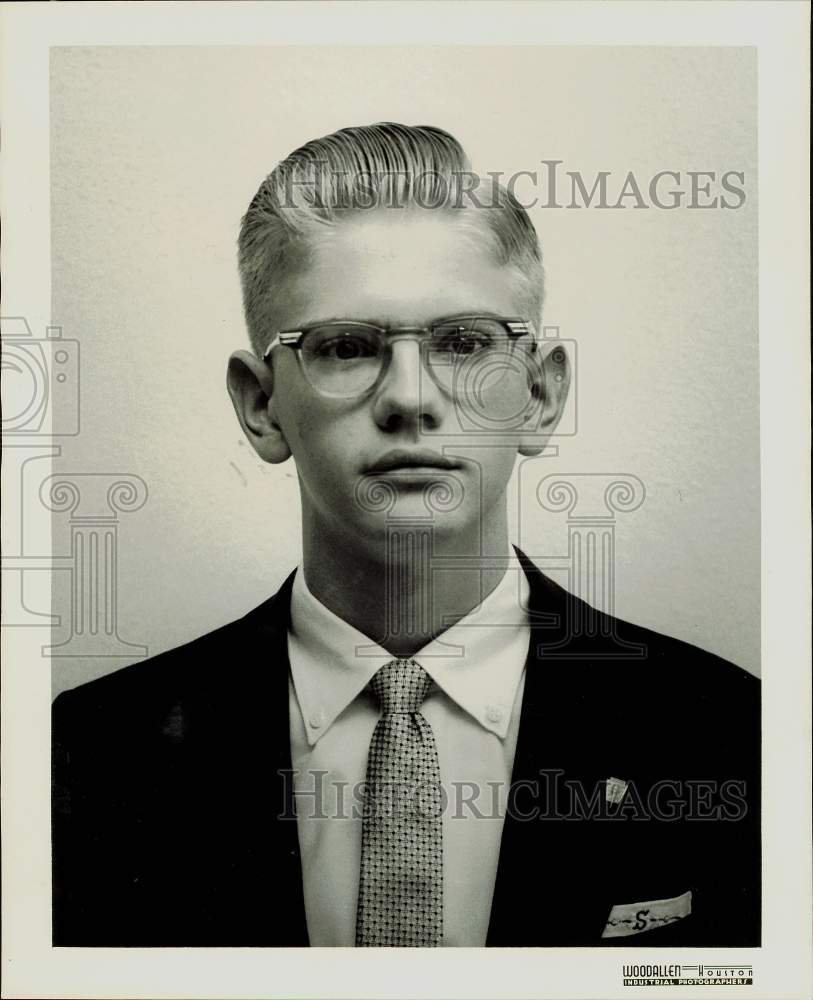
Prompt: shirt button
<box><xmin>485</xmin><ymin>705</ymin><xmax>503</xmax><ymax>725</ymax></box>
<box><xmin>309</xmin><ymin>709</ymin><xmax>325</xmax><ymax>729</ymax></box>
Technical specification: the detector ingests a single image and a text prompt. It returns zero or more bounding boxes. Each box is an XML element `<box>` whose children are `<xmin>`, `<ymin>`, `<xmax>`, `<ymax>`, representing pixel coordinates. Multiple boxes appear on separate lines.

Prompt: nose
<box><xmin>371</xmin><ymin>337</ymin><xmax>445</xmax><ymax>434</ymax></box>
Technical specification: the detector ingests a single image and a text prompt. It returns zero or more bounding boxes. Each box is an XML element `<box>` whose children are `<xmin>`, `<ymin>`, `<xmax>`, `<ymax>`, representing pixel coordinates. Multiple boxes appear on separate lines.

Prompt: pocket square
<box><xmin>601</xmin><ymin>890</ymin><xmax>692</xmax><ymax>939</ymax></box>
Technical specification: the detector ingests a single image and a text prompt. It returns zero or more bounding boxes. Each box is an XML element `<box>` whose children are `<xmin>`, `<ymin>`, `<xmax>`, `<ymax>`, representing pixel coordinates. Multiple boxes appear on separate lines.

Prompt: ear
<box><xmin>517</xmin><ymin>341</ymin><xmax>571</xmax><ymax>457</ymax></box>
<box><xmin>226</xmin><ymin>349</ymin><xmax>292</xmax><ymax>464</ymax></box>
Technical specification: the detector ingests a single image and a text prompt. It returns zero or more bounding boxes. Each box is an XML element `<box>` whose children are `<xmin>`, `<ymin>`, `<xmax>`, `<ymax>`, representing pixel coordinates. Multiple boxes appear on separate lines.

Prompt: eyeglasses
<box><xmin>262</xmin><ymin>315</ymin><xmax>536</xmax><ymax>399</ymax></box>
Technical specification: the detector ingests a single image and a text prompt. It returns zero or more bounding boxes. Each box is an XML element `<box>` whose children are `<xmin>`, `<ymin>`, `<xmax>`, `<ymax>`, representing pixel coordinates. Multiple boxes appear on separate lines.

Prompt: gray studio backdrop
<box><xmin>47</xmin><ymin>46</ymin><xmax>759</xmax><ymax>695</ymax></box>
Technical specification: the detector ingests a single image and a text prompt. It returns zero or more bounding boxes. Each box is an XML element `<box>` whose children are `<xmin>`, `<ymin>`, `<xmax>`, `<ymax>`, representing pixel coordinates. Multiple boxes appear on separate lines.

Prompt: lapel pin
<box><xmin>606</xmin><ymin>776</ymin><xmax>629</xmax><ymax>805</ymax></box>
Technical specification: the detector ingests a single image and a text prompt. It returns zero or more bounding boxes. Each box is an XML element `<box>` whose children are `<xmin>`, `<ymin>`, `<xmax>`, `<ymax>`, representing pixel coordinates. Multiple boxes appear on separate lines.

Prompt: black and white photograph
<box><xmin>1</xmin><ymin>3</ymin><xmax>810</xmax><ymax>999</ymax></box>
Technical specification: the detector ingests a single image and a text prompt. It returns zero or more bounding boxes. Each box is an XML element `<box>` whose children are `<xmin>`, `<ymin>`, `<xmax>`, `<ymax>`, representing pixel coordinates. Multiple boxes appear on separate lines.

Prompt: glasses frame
<box><xmin>261</xmin><ymin>315</ymin><xmax>536</xmax><ymax>400</ymax></box>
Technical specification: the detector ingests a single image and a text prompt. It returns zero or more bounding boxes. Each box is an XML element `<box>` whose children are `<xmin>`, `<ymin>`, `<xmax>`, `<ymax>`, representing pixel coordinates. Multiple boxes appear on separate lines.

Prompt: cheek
<box><xmin>290</xmin><ymin>410</ymin><xmax>319</xmax><ymax>448</ymax></box>
<box><xmin>458</xmin><ymin>363</ymin><xmax>534</xmax><ymax>429</ymax></box>
<box><xmin>275</xmin><ymin>386</ymin><xmax>324</xmax><ymax>450</ymax></box>
<box><xmin>283</xmin><ymin>405</ymin><xmax>354</xmax><ymax>479</ymax></box>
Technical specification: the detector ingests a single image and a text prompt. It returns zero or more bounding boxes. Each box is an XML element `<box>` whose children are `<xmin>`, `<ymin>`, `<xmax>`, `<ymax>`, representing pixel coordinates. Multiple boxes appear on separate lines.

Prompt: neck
<box><xmin>301</xmin><ymin>508</ymin><xmax>511</xmax><ymax>657</ymax></box>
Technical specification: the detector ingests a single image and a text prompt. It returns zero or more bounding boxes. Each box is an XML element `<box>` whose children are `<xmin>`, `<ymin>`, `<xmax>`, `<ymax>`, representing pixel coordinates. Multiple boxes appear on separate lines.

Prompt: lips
<box><xmin>364</xmin><ymin>449</ymin><xmax>461</xmax><ymax>474</ymax></box>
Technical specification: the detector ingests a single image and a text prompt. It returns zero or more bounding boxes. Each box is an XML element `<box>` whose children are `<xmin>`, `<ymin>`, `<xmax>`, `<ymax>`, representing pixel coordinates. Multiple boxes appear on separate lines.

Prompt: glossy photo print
<box><xmin>1</xmin><ymin>5</ymin><xmax>810</xmax><ymax>1000</ymax></box>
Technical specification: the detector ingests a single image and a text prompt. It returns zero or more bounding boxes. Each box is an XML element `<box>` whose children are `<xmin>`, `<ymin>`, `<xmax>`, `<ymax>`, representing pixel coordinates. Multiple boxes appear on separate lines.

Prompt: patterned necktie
<box><xmin>355</xmin><ymin>658</ymin><xmax>443</xmax><ymax>947</ymax></box>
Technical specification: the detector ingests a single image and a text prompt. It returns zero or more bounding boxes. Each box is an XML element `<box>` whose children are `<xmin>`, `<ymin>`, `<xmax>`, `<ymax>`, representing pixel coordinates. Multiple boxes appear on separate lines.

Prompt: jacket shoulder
<box><xmin>52</xmin><ymin>574</ymin><xmax>294</xmax><ymax>731</ymax></box>
<box><xmin>612</xmin><ymin>612</ymin><xmax>758</xmax><ymax>692</ymax></box>
<box><xmin>532</xmin><ymin>556</ymin><xmax>755</xmax><ymax>663</ymax></box>
<box><xmin>523</xmin><ymin>556</ymin><xmax>759</xmax><ymax>718</ymax></box>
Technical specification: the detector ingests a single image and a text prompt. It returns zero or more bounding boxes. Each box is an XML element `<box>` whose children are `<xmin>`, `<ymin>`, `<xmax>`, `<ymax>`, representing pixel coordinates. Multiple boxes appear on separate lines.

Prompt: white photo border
<box><xmin>1</xmin><ymin>3</ymin><xmax>810</xmax><ymax>999</ymax></box>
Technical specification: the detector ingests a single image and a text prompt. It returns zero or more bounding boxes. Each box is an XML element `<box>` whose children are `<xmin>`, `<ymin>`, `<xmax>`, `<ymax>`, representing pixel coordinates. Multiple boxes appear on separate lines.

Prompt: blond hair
<box><xmin>238</xmin><ymin>122</ymin><xmax>544</xmax><ymax>354</ymax></box>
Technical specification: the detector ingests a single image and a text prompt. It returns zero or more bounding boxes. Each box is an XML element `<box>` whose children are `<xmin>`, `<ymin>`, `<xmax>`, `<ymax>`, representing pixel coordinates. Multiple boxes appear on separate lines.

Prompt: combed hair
<box><xmin>238</xmin><ymin>122</ymin><xmax>544</xmax><ymax>354</ymax></box>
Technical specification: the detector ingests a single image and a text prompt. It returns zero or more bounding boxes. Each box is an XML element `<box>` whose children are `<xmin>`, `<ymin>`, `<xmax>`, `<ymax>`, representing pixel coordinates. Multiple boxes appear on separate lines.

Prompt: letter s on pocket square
<box><xmin>601</xmin><ymin>890</ymin><xmax>692</xmax><ymax>939</ymax></box>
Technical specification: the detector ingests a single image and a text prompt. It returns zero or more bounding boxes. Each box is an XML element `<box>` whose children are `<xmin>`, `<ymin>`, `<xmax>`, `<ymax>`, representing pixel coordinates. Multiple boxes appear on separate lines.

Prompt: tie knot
<box><xmin>371</xmin><ymin>659</ymin><xmax>431</xmax><ymax>715</ymax></box>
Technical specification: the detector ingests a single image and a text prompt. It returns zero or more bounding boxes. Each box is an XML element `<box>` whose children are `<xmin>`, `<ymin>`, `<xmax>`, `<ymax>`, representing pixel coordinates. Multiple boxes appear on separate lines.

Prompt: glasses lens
<box><xmin>301</xmin><ymin>324</ymin><xmax>383</xmax><ymax>396</ymax></box>
<box><xmin>426</xmin><ymin>318</ymin><xmax>514</xmax><ymax>389</ymax></box>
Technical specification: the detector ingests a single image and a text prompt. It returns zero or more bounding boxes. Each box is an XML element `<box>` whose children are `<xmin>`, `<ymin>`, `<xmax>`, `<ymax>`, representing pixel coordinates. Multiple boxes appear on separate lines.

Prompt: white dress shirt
<box><xmin>287</xmin><ymin>552</ymin><xmax>531</xmax><ymax>947</ymax></box>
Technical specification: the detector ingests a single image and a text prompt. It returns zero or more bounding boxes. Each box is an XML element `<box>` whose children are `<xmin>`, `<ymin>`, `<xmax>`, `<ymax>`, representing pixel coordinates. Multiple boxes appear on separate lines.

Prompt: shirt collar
<box><xmin>288</xmin><ymin>550</ymin><xmax>530</xmax><ymax>746</ymax></box>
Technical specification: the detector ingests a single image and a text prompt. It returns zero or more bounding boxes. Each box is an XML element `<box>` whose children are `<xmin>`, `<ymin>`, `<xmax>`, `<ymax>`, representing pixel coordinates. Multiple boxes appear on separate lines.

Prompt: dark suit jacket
<box><xmin>52</xmin><ymin>554</ymin><xmax>760</xmax><ymax>946</ymax></box>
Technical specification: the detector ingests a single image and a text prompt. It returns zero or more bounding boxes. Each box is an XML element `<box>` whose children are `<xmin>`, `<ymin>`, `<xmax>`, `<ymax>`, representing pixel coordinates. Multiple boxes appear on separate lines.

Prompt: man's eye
<box><xmin>433</xmin><ymin>333</ymin><xmax>491</xmax><ymax>357</ymax></box>
<box><xmin>316</xmin><ymin>336</ymin><xmax>377</xmax><ymax>361</ymax></box>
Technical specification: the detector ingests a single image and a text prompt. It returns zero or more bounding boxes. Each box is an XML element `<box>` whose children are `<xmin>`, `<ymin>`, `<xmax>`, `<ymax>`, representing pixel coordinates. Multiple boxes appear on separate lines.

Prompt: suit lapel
<box><xmin>486</xmin><ymin>555</ymin><xmax>619</xmax><ymax>946</ymax></box>
<box><xmin>208</xmin><ymin>572</ymin><xmax>310</xmax><ymax>945</ymax></box>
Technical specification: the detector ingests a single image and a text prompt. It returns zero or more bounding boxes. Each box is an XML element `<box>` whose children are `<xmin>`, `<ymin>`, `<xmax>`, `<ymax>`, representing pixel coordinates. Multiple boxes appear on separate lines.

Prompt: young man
<box><xmin>52</xmin><ymin>123</ymin><xmax>760</xmax><ymax>948</ymax></box>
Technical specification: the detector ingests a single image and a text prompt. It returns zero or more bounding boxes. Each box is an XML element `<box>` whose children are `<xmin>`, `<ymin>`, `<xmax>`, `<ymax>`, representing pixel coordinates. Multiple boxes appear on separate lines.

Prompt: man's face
<box><xmin>236</xmin><ymin>211</ymin><xmax>554</xmax><ymax>547</ymax></box>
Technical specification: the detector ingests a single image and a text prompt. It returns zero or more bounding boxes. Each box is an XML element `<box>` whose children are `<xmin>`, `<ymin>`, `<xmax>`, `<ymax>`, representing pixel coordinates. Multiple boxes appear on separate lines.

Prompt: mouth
<box><xmin>363</xmin><ymin>449</ymin><xmax>461</xmax><ymax>475</ymax></box>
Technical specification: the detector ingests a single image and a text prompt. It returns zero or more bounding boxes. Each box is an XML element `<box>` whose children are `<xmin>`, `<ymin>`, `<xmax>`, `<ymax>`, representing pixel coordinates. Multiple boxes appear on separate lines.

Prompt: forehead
<box><xmin>275</xmin><ymin>210</ymin><xmax>526</xmax><ymax>329</ymax></box>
